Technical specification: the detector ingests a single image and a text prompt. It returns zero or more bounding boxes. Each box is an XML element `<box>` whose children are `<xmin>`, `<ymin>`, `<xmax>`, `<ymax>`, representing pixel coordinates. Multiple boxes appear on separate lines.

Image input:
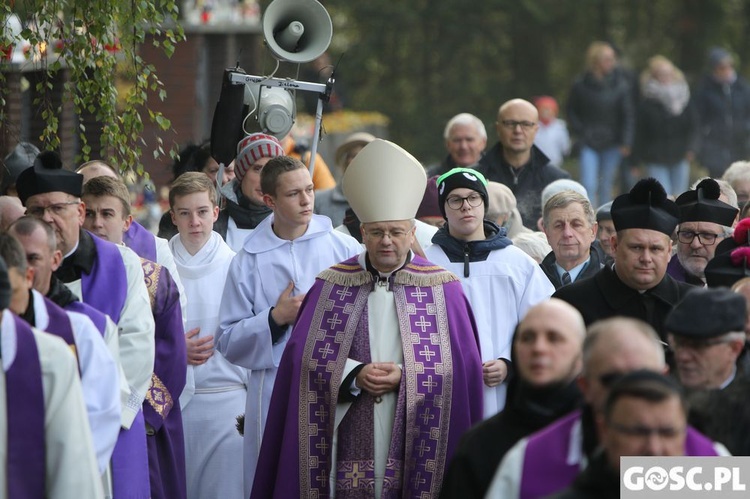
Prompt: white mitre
<box><xmin>342</xmin><ymin>139</ymin><xmax>426</xmax><ymax>223</ymax></box>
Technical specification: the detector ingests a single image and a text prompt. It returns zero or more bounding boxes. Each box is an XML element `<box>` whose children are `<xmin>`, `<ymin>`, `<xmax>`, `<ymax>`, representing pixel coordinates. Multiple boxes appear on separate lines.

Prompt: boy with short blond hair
<box><xmin>168</xmin><ymin>171</ymin><xmax>247</xmax><ymax>499</ymax></box>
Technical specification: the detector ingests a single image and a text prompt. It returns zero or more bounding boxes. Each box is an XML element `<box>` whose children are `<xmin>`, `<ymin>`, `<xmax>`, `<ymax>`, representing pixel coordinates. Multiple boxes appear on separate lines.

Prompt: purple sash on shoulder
<box><xmin>521</xmin><ymin>410</ymin><xmax>581</xmax><ymax>499</ymax></box>
<box><xmin>520</xmin><ymin>409</ymin><xmax>721</xmax><ymax>498</ymax></box>
<box><xmin>6</xmin><ymin>314</ymin><xmax>45</xmax><ymax>498</ymax></box>
<box><xmin>81</xmin><ymin>233</ymin><xmax>128</xmax><ymax>324</ymax></box>
<box><xmin>40</xmin><ymin>297</ymin><xmax>75</xmax><ymax>346</ymax></box>
<box><xmin>66</xmin><ymin>300</ymin><xmax>107</xmax><ymax>336</ymax></box>
<box><xmin>124</xmin><ymin>221</ymin><xmax>158</xmax><ymax>262</ymax></box>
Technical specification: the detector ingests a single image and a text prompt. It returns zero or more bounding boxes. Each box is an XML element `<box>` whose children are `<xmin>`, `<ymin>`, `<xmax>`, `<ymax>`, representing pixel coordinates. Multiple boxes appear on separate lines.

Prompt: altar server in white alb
<box><xmin>168</xmin><ymin>173</ymin><xmax>247</xmax><ymax>499</ymax></box>
<box><xmin>425</xmin><ymin>167</ymin><xmax>554</xmax><ymax>417</ymax></box>
<box><xmin>217</xmin><ymin>156</ymin><xmax>361</xmax><ymax>496</ymax></box>
<box><xmin>0</xmin><ymin>255</ymin><xmax>104</xmax><ymax>498</ymax></box>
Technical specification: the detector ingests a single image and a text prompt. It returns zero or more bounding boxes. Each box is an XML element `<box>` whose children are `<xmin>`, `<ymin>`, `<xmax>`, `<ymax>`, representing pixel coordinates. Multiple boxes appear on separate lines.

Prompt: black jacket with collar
<box><xmin>476</xmin><ymin>144</ymin><xmax>569</xmax><ymax>229</ymax></box>
<box><xmin>552</xmin><ymin>263</ymin><xmax>693</xmax><ymax>341</ymax></box>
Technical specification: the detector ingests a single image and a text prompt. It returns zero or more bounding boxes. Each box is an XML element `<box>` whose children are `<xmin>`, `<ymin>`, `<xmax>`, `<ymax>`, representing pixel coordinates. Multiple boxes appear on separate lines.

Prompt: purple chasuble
<box><xmin>251</xmin><ymin>255</ymin><xmax>484</xmax><ymax>499</ymax></box>
<box><xmin>81</xmin><ymin>232</ymin><xmax>128</xmax><ymax>324</ymax></box>
<box><xmin>6</xmin><ymin>313</ymin><xmax>45</xmax><ymax>498</ymax></box>
<box><xmin>140</xmin><ymin>259</ymin><xmax>187</xmax><ymax>499</ymax></box>
<box><xmin>520</xmin><ymin>409</ymin><xmax>722</xmax><ymax>498</ymax></box>
<box><xmin>124</xmin><ymin>221</ymin><xmax>158</xmax><ymax>262</ymax></box>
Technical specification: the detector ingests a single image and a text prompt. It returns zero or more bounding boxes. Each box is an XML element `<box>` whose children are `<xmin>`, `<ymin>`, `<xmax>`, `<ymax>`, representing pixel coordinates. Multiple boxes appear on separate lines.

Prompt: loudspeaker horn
<box><xmin>262</xmin><ymin>0</ymin><xmax>333</xmax><ymax>63</ymax></box>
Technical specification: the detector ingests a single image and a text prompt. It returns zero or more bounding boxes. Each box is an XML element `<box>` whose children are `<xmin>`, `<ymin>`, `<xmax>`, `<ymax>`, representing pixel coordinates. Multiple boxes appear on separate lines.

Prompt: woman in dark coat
<box><xmin>635</xmin><ymin>55</ymin><xmax>697</xmax><ymax>197</ymax></box>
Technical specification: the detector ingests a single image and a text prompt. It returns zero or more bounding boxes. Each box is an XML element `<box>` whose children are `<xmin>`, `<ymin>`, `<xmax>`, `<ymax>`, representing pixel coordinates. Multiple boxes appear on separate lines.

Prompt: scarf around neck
<box><xmin>642</xmin><ymin>78</ymin><xmax>690</xmax><ymax>115</ymax></box>
<box><xmin>224</xmin><ymin>183</ymin><xmax>271</xmax><ymax>230</ymax></box>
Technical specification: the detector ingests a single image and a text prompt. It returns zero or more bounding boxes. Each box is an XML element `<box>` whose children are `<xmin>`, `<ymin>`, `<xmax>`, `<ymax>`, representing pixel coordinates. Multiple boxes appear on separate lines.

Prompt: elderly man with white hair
<box><xmin>427</xmin><ymin>112</ymin><xmax>487</xmax><ymax>177</ymax></box>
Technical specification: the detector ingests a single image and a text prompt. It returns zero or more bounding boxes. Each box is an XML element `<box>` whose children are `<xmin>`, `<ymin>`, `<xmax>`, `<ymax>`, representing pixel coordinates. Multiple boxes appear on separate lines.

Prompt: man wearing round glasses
<box><xmin>666</xmin><ymin>287</ymin><xmax>750</xmax><ymax>455</ymax></box>
<box><xmin>425</xmin><ymin>167</ymin><xmax>553</xmax><ymax>418</ymax></box>
<box><xmin>477</xmin><ymin>99</ymin><xmax>570</xmax><ymax>230</ymax></box>
<box><xmin>668</xmin><ymin>178</ymin><xmax>738</xmax><ymax>286</ymax></box>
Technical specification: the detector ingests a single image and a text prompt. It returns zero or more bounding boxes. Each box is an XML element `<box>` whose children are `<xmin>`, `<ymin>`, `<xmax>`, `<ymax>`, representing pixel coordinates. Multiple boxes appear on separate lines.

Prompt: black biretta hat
<box><xmin>675</xmin><ymin>178</ymin><xmax>738</xmax><ymax>227</ymax></box>
<box><xmin>16</xmin><ymin>151</ymin><xmax>83</xmax><ymax>206</ymax></box>
<box><xmin>665</xmin><ymin>287</ymin><xmax>746</xmax><ymax>338</ymax></box>
<box><xmin>611</xmin><ymin>178</ymin><xmax>680</xmax><ymax>235</ymax></box>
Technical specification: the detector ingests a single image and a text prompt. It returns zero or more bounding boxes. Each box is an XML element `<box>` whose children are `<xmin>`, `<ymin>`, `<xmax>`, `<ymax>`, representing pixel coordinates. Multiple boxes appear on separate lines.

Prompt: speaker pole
<box><xmin>306</xmin><ymin>72</ymin><xmax>334</xmax><ymax>177</ymax></box>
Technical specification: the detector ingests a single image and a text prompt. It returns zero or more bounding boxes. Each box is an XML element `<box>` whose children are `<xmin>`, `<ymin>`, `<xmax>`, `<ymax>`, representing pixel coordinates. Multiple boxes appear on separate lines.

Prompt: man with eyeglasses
<box><xmin>665</xmin><ymin>288</ymin><xmax>750</xmax><ymax>456</ymax></box>
<box><xmin>486</xmin><ymin>317</ymin><xmax>726</xmax><ymax>498</ymax></box>
<box><xmin>425</xmin><ymin>167</ymin><xmax>553</xmax><ymax>418</ymax></box>
<box><xmin>668</xmin><ymin>178</ymin><xmax>738</xmax><ymax>286</ymax></box>
<box><xmin>15</xmin><ymin>150</ymin><xmax>156</xmax><ymax>498</ymax></box>
<box><xmin>551</xmin><ymin>371</ymin><xmax>692</xmax><ymax>499</ymax></box>
<box><xmin>251</xmin><ymin>140</ymin><xmax>483</xmax><ymax>499</ymax></box>
<box><xmin>477</xmin><ymin>98</ymin><xmax>570</xmax><ymax>230</ymax></box>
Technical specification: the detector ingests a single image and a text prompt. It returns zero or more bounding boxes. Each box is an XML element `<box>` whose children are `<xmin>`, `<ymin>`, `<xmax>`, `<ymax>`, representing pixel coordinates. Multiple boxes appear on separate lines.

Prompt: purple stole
<box><xmin>140</xmin><ymin>259</ymin><xmax>187</xmax><ymax>499</ymax></box>
<box><xmin>6</xmin><ymin>314</ymin><xmax>45</xmax><ymax>498</ymax></box>
<box><xmin>67</xmin><ymin>300</ymin><xmax>107</xmax><ymax>336</ymax></box>
<box><xmin>125</xmin><ymin>221</ymin><xmax>158</xmax><ymax>262</ymax></box>
<box><xmin>520</xmin><ymin>409</ymin><xmax>722</xmax><ymax>498</ymax></box>
<box><xmin>79</xmin><ymin>234</ymin><xmax>150</xmax><ymax>498</ymax></box>
<box><xmin>81</xmin><ymin>232</ymin><xmax>128</xmax><ymax>323</ymax></box>
<box><xmin>39</xmin><ymin>296</ymin><xmax>78</xmax><ymax>368</ymax></box>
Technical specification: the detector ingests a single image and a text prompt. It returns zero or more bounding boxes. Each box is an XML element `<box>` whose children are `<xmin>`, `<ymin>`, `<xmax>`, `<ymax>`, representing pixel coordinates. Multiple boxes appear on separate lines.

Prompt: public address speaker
<box><xmin>262</xmin><ymin>0</ymin><xmax>333</xmax><ymax>63</ymax></box>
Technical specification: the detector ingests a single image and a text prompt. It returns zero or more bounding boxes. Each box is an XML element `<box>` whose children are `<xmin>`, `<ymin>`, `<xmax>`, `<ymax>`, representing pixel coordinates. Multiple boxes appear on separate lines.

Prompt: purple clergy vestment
<box><xmin>251</xmin><ymin>255</ymin><xmax>484</xmax><ymax>499</ymax></box>
<box><xmin>520</xmin><ymin>409</ymin><xmax>722</xmax><ymax>498</ymax></box>
<box><xmin>6</xmin><ymin>313</ymin><xmax>46</xmax><ymax>498</ymax></box>
<box><xmin>141</xmin><ymin>259</ymin><xmax>187</xmax><ymax>499</ymax></box>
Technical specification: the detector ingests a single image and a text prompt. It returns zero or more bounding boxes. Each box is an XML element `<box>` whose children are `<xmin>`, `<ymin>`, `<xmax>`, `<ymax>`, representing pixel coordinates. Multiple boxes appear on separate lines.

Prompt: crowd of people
<box><xmin>2</xmin><ymin>39</ymin><xmax>750</xmax><ymax>499</ymax></box>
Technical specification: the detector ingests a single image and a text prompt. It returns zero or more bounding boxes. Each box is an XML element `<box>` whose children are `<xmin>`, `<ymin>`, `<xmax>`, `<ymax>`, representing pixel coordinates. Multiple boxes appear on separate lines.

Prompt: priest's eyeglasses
<box><xmin>26</xmin><ymin>201</ymin><xmax>80</xmax><ymax>218</ymax></box>
<box><xmin>364</xmin><ymin>229</ymin><xmax>410</xmax><ymax>241</ymax></box>
<box><xmin>676</xmin><ymin>230</ymin><xmax>720</xmax><ymax>245</ymax></box>
<box><xmin>446</xmin><ymin>193</ymin><xmax>483</xmax><ymax>210</ymax></box>
<box><xmin>499</xmin><ymin>120</ymin><xmax>537</xmax><ymax>131</ymax></box>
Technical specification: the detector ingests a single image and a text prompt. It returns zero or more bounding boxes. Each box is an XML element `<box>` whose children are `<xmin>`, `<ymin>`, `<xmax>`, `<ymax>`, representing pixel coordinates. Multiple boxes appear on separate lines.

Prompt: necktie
<box><xmin>561</xmin><ymin>272</ymin><xmax>572</xmax><ymax>286</ymax></box>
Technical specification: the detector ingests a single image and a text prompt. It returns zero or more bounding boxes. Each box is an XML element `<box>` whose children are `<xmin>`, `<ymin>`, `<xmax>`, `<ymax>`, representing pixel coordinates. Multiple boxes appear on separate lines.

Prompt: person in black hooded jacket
<box><xmin>439</xmin><ymin>299</ymin><xmax>584</xmax><ymax>499</ymax></box>
<box><xmin>424</xmin><ymin>168</ymin><xmax>555</xmax><ymax>420</ymax></box>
